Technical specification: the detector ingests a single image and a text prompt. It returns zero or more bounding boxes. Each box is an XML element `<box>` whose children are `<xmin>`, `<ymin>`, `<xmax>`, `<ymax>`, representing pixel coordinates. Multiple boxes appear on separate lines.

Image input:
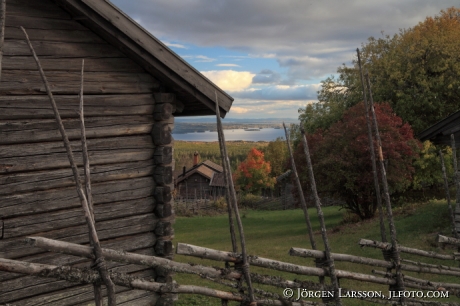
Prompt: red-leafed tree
<box><xmin>293</xmin><ymin>102</ymin><xmax>421</xmax><ymax>219</ymax></box>
<box><xmin>234</xmin><ymin>148</ymin><xmax>276</xmax><ymax>194</ymax></box>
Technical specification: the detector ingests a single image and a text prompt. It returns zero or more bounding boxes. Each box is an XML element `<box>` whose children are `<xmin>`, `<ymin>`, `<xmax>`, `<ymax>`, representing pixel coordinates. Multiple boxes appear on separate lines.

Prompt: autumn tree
<box><xmin>234</xmin><ymin>148</ymin><xmax>276</xmax><ymax>194</ymax></box>
<box><xmin>299</xmin><ymin>7</ymin><xmax>460</xmax><ymax>134</ymax></box>
<box><xmin>263</xmin><ymin>137</ymin><xmax>288</xmax><ymax>177</ymax></box>
<box><xmin>294</xmin><ymin>102</ymin><xmax>420</xmax><ymax>219</ymax></box>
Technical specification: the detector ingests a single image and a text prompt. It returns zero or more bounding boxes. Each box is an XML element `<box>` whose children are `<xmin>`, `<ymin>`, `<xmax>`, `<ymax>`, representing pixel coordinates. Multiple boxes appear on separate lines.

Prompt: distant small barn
<box><xmin>175</xmin><ymin>154</ymin><xmax>226</xmax><ymax>200</ymax></box>
<box><xmin>0</xmin><ymin>0</ymin><xmax>233</xmax><ymax>305</ymax></box>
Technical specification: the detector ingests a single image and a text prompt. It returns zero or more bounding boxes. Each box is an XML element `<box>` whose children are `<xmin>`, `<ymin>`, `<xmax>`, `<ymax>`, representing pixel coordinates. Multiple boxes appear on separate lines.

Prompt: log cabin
<box><xmin>0</xmin><ymin>0</ymin><xmax>233</xmax><ymax>305</ymax></box>
<box><xmin>175</xmin><ymin>157</ymin><xmax>226</xmax><ymax>200</ymax></box>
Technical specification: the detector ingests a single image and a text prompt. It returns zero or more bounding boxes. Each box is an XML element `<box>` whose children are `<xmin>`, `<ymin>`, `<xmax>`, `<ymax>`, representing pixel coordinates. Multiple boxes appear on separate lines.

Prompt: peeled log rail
<box><xmin>177</xmin><ymin>243</ymin><xmax>395</xmax><ymax>286</ymax></box>
<box><xmin>0</xmin><ymin>258</ymin><xmax>312</xmax><ymax>306</ymax></box>
<box><xmin>26</xmin><ymin>236</ymin><xmax>241</xmax><ymax>280</ymax></box>
<box><xmin>372</xmin><ymin>269</ymin><xmax>460</xmax><ymax>291</ymax></box>
<box><xmin>290</xmin><ymin>247</ymin><xmax>460</xmax><ymax>277</ymax></box>
<box><xmin>437</xmin><ymin>234</ymin><xmax>460</xmax><ymax>247</ymax></box>
<box><xmin>359</xmin><ymin>238</ymin><xmax>456</xmax><ymax>260</ymax></box>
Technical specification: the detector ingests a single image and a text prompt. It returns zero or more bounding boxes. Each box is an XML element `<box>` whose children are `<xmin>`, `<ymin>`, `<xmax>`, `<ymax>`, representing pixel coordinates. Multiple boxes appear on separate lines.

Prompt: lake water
<box><xmin>172</xmin><ymin>128</ymin><xmax>286</xmax><ymax>142</ymax></box>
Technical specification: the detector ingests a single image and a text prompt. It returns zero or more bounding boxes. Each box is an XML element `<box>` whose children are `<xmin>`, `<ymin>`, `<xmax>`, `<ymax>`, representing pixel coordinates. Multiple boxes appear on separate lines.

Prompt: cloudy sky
<box><xmin>111</xmin><ymin>0</ymin><xmax>458</xmax><ymax>120</ymax></box>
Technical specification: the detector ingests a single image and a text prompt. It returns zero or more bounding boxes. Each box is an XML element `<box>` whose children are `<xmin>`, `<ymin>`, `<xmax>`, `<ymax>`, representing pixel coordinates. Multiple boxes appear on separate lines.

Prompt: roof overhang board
<box><xmin>54</xmin><ymin>0</ymin><xmax>233</xmax><ymax>117</ymax></box>
<box><xmin>418</xmin><ymin>110</ymin><xmax>460</xmax><ymax>147</ymax></box>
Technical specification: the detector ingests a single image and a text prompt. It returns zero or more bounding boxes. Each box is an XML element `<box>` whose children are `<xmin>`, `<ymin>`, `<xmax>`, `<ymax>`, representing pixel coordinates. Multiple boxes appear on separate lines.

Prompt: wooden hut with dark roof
<box><xmin>0</xmin><ymin>0</ymin><xmax>233</xmax><ymax>305</ymax></box>
<box><xmin>418</xmin><ymin>109</ymin><xmax>460</xmax><ymax>147</ymax></box>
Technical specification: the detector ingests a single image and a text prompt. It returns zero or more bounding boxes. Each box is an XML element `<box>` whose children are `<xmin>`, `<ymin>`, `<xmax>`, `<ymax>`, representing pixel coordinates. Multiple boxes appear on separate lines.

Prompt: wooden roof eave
<box><xmin>54</xmin><ymin>0</ymin><xmax>233</xmax><ymax>117</ymax></box>
<box><xmin>418</xmin><ymin>110</ymin><xmax>460</xmax><ymax>145</ymax></box>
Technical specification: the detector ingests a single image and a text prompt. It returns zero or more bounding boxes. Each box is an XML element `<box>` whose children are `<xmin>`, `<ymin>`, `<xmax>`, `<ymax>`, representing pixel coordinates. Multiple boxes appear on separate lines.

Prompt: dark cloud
<box><xmin>111</xmin><ymin>0</ymin><xmax>458</xmax><ymax>83</ymax></box>
<box><xmin>252</xmin><ymin>70</ymin><xmax>281</xmax><ymax>84</ymax></box>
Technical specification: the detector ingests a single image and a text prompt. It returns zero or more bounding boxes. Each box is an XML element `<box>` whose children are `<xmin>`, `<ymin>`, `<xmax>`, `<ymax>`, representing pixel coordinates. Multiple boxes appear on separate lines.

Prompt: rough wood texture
<box><xmin>0</xmin><ymin>94</ymin><xmax>154</xmax><ymax>119</ymax></box>
<box><xmin>1</xmin><ymin>135</ymin><xmax>154</xmax><ymax>173</ymax></box>
<box><xmin>153</xmin><ymin>146</ymin><xmax>173</xmax><ymax>165</ymax></box>
<box><xmin>5</xmin><ymin>27</ymin><xmax>105</xmax><ymax>43</ymax></box>
<box><xmin>152</xmin><ymin>123</ymin><xmax>172</xmax><ymax>146</ymax></box>
<box><xmin>2</xmin><ymin>56</ymin><xmax>144</xmax><ymax>72</ymax></box>
<box><xmin>0</xmin><ymin>160</ymin><xmax>155</xmax><ymax>195</ymax></box>
<box><xmin>1</xmin><ymin>116</ymin><xmax>154</xmax><ymax>144</ymax></box>
<box><xmin>153</xmin><ymin>166</ymin><xmax>173</xmax><ymax>185</ymax></box>
<box><xmin>1</xmin><ymin>177</ymin><xmax>155</xmax><ymax>218</ymax></box>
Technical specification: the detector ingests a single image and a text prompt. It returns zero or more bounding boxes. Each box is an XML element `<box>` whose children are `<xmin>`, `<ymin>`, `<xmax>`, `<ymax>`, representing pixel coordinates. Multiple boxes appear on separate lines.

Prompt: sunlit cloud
<box><xmin>201</xmin><ymin>70</ymin><xmax>255</xmax><ymax>92</ymax></box>
<box><xmin>230</xmin><ymin>106</ymin><xmax>250</xmax><ymax>114</ymax></box>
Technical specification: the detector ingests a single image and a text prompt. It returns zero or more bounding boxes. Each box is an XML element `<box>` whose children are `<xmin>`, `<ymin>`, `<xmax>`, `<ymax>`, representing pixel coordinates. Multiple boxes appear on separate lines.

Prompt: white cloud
<box><xmin>182</xmin><ymin>55</ymin><xmax>216</xmax><ymax>62</ymax></box>
<box><xmin>201</xmin><ymin>70</ymin><xmax>255</xmax><ymax>92</ymax></box>
<box><xmin>164</xmin><ymin>42</ymin><xmax>187</xmax><ymax>49</ymax></box>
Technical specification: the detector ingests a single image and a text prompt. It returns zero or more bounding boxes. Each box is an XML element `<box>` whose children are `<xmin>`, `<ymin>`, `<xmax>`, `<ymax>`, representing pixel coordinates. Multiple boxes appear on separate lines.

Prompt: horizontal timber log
<box><xmin>290</xmin><ymin>247</ymin><xmax>460</xmax><ymax>277</ymax></box>
<box><xmin>3</xmin><ymin>40</ymin><xmax>124</xmax><ymax>57</ymax></box>
<box><xmin>2</xmin><ymin>69</ymin><xmax>157</xmax><ymax>83</ymax></box>
<box><xmin>1</xmin><ymin>134</ymin><xmax>153</xmax><ymax>157</ymax></box>
<box><xmin>0</xmin><ymin>262</ymin><xmax>153</xmax><ymax>302</ymax></box>
<box><xmin>6</xmin><ymin>0</ymin><xmax>72</xmax><ymax>19</ymax></box>
<box><xmin>2</xmin><ymin>56</ymin><xmax>144</xmax><ymax>72</ymax></box>
<box><xmin>26</xmin><ymin>236</ymin><xmax>241</xmax><ymax>281</ymax></box>
<box><xmin>5</xmin><ymin>27</ymin><xmax>105</xmax><ymax>43</ymax></box>
<box><xmin>177</xmin><ymin>243</ymin><xmax>396</xmax><ymax>286</ymax></box>
<box><xmin>0</xmin><ymin>94</ymin><xmax>155</xmax><ymax>119</ymax></box>
<box><xmin>1</xmin><ymin>176</ymin><xmax>155</xmax><ymax>217</ymax></box>
<box><xmin>3</xmin><ymin>197</ymin><xmax>155</xmax><ymax>239</ymax></box>
<box><xmin>0</xmin><ymin>80</ymin><xmax>158</xmax><ymax>95</ymax></box>
<box><xmin>6</xmin><ymin>15</ymin><xmax>89</xmax><ymax>30</ymax></box>
<box><xmin>1</xmin><ymin>116</ymin><xmax>154</xmax><ymax>145</ymax></box>
<box><xmin>359</xmin><ymin>238</ymin><xmax>456</xmax><ymax>260</ymax></box>
<box><xmin>438</xmin><ymin>234</ymin><xmax>460</xmax><ymax>246</ymax></box>
<box><xmin>0</xmin><ymin>160</ymin><xmax>155</xmax><ymax>195</ymax></box>
<box><xmin>0</xmin><ymin>258</ymin><xmax>304</xmax><ymax>306</ymax></box>
<box><xmin>0</xmin><ymin>233</ymin><xmax>157</xmax><ymax>283</ymax></box>
<box><xmin>1</xmin><ymin>214</ymin><xmax>158</xmax><ymax>259</ymax></box>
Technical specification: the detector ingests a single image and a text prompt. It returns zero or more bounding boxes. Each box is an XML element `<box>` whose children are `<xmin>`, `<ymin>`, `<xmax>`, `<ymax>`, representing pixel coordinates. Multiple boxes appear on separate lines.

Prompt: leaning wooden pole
<box><xmin>439</xmin><ymin>150</ymin><xmax>457</xmax><ymax>238</ymax></box>
<box><xmin>21</xmin><ymin>27</ymin><xmax>117</xmax><ymax>306</ymax></box>
<box><xmin>365</xmin><ymin>71</ymin><xmax>405</xmax><ymax>298</ymax></box>
<box><xmin>215</xmin><ymin>95</ymin><xmax>255</xmax><ymax>305</ymax></box>
<box><xmin>300</xmin><ymin>127</ymin><xmax>342</xmax><ymax>305</ymax></box>
<box><xmin>215</xmin><ymin>93</ymin><xmax>238</xmax><ymax>254</ymax></box>
<box><xmin>78</xmin><ymin>59</ymin><xmax>103</xmax><ymax>306</ymax></box>
<box><xmin>356</xmin><ymin>48</ymin><xmax>387</xmax><ymax>243</ymax></box>
<box><xmin>282</xmin><ymin>123</ymin><xmax>317</xmax><ymax>250</ymax></box>
<box><xmin>0</xmin><ymin>0</ymin><xmax>5</xmax><ymax>81</ymax></box>
<box><xmin>451</xmin><ymin>134</ymin><xmax>460</xmax><ymax>211</ymax></box>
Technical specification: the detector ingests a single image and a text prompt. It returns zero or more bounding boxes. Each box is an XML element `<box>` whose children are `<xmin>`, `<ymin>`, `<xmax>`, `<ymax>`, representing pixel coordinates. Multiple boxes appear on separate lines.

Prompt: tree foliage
<box><xmin>234</xmin><ymin>148</ymin><xmax>276</xmax><ymax>194</ymax></box>
<box><xmin>300</xmin><ymin>7</ymin><xmax>460</xmax><ymax>134</ymax></box>
<box><xmin>263</xmin><ymin>137</ymin><xmax>288</xmax><ymax>177</ymax></box>
<box><xmin>293</xmin><ymin>102</ymin><xmax>421</xmax><ymax>219</ymax></box>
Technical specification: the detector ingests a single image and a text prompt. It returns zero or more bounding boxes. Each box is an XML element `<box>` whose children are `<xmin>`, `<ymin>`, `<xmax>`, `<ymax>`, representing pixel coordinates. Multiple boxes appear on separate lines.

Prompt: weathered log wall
<box><xmin>0</xmin><ymin>0</ymin><xmax>174</xmax><ymax>304</ymax></box>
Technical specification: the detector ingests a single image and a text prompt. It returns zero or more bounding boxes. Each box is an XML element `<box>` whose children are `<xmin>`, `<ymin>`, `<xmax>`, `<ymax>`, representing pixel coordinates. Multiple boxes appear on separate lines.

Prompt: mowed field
<box><xmin>172</xmin><ymin>200</ymin><xmax>460</xmax><ymax>305</ymax></box>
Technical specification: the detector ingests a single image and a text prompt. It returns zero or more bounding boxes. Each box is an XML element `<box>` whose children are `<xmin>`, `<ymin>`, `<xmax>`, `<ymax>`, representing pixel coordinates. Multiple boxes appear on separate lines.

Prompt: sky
<box><xmin>111</xmin><ymin>0</ymin><xmax>458</xmax><ymax>120</ymax></box>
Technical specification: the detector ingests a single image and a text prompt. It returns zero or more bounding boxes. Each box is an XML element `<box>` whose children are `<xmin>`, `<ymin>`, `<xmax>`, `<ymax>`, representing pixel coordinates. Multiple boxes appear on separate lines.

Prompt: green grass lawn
<box><xmin>172</xmin><ymin>200</ymin><xmax>460</xmax><ymax>305</ymax></box>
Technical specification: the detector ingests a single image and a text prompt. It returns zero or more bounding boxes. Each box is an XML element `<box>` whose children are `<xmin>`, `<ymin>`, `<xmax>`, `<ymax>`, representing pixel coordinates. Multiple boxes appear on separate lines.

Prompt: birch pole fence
<box><xmin>20</xmin><ymin>27</ymin><xmax>117</xmax><ymax>306</ymax></box>
<box><xmin>282</xmin><ymin>123</ymin><xmax>317</xmax><ymax>250</ymax></box>
<box><xmin>300</xmin><ymin>127</ymin><xmax>342</xmax><ymax>305</ymax></box>
<box><xmin>365</xmin><ymin>71</ymin><xmax>405</xmax><ymax>299</ymax></box>
<box><xmin>356</xmin><ymin>48</ymin><xmax>387</xmax><ymax>243</ymax></box>
<box><xmin>215</xmin><ymin>92</ymin><xmax>238</xmax><ymax>254</ymax></box>
<box><xmin>215</xmin><ymin>94</ymin><xmax>256</xmax><ymax>305</ymax></box>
